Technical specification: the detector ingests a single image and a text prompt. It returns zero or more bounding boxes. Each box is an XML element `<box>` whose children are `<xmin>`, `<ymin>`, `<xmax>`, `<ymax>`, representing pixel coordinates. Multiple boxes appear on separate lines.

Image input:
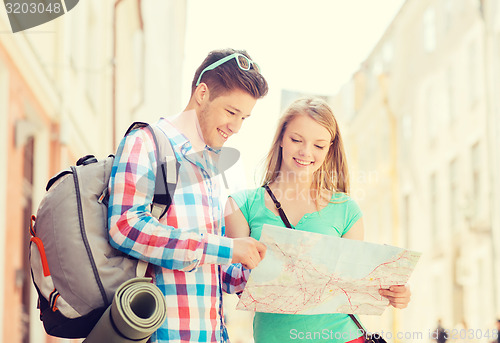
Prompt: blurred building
<box><xmin>0</xmin><ymin>1</ymin><xmax>186</xmax><ymax>342</ymax></box>
<box><xmin>333</xmin><ymin>0</ymin><xmax>500</xmax><ymax>341</ymax></box>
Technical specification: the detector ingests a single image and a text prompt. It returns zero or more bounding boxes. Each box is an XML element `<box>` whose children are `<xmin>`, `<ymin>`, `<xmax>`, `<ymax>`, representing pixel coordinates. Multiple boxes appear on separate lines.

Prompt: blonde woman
<box><xmin>224</xmin><ymin>97</ymin><xmax>410</xmax><ymax>343</ymax></box>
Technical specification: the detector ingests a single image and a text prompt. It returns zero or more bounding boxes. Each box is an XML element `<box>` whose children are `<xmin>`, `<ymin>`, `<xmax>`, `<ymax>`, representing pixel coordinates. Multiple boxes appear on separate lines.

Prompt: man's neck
<box><xmin>169</xmin><ymin>109</ymin><xmax>206</xmax><ymax>152</ymax></box>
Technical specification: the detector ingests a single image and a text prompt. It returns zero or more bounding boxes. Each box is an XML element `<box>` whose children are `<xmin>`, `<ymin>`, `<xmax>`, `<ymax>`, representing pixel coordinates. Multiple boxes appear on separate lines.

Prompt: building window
<box><xmin>0</xmin><ymin>62</ymin><xmax>8</xmax><ymax>119</ymax></box>
<box><xmin>85</xmin><ymin>2</ymin><xmax>100</xmax><ymax>110</ymax></box>
<box><xmin>21</xmin><ymin>136</ymin><xmax>35</xmax><ymax>343</ymax></box>
<box><xmin>403</xmin><ymin>194</ymin><xmax>410</xmax><ymax>248</ymax></box>
<box><xmin>444</xmin><ymin>0</ymin><xmax>453</xmax><ymax>32</ymax></box>
<box><xmin>69</xmin><ymin>1</ymin><xmax>85</xmax><ymax>70</ymax></box>
<box><xmin>495</xmin><ymin>0</ymin><xmax>500</xmax><ymax>26</ymax></box>
<box><xmin>427</xmin><ymin>86</ymin><xmax>438</xmax><ymax>140</ymax></box>
<box><xmin>402</xmin><ymin>113</ymin><xmax>412</xmax><ymax>141</ymax></box>
<box><xmin>401</xmin><ymin>113</ymin><xmax>412</xmax><ymax>164</ymax></box>
<box><xmin>447</xmin><ymin>66</ymin><xmax>456</xmax><ymax>122</ymax></box>
<box><xmin>341</xmin><ymin>82</ymin><xmax>355</xmax><ymax>120</ymax></box>
<box><xmin>449</xmin><ymin>158</ymin><xmax>459</xmax><ymax>232</ymax></box>
<box><xmin>382</xmin><ymin>41</ymin><xmax>393</xmax><ymax>71</ymax></box>
<box><xmin>423</xmin><ymin>7</ymin><xmax>436</xmax><ymax>53</ymax></box>
<box><xmin>430</xmin><ymin>172</ymin><xmax>437</xmax><ymax>245</ymax></box>
<box><xmin>132</xmin><ymin>29</ymin><xmax>145</xmax><ymax>108</ymax></box>
<box><xmin>470</xmin><ymin>142</ymin><xmax>481</xmax><ymax>219</ymax></box>
<box><xmin>468</xmin><ymin>40</ymin><xmax>479</xmax><ymax>107</ymax></box>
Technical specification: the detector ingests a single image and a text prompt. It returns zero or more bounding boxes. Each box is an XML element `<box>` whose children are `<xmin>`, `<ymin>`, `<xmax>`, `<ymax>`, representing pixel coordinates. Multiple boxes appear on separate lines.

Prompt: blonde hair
<box><xmin>262</xmin><ymin>97</ymin><xmax>350</xmax><ymax>202</ymax></box>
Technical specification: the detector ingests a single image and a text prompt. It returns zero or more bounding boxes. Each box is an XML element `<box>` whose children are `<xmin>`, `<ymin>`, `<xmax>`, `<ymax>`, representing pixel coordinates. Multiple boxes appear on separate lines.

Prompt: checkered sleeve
<box><xmin>220</xmin><ymin>263</ymin><xmax>251</xmax><ymax>294</ymax></box>
<box><xmin>107</xmin><ymin>128</ymin><xmax>233</xmax><ymax>271</ymax></box>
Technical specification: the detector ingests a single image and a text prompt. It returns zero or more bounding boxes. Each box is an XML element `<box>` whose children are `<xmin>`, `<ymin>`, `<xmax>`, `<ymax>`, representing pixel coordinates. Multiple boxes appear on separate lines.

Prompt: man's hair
<box><xmin>191</xmin><ymin>48</ymin><xmax>268</xmax><ymax>100</ymax></box>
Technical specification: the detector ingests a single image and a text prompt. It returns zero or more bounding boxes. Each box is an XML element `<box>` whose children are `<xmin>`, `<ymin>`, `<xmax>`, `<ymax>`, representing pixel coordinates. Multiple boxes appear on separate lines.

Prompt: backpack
<box><xmin>29</xmin><ymin>121</ymin><xmax>180</xmax><ymax>338</ymax></box>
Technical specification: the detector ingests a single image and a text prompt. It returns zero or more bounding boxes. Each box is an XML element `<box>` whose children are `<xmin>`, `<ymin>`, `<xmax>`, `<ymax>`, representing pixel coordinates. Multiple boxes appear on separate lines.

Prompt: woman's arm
<box><xmin>224</xmin><ymin>197</ymin><xmax>251</xmax><ymax>238</ymax></box>
<box><xmin>341</xmin><ymin>217</ymin><xmax>364</xmax><ymax>240</ymax></box>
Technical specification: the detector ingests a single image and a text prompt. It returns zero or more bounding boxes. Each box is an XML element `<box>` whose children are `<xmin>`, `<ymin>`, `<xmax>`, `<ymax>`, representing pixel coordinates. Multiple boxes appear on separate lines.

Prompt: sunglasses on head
<box><xmin>196</xmin><ymin>53</ymin><xmax>261</xmax><ymax>86</ymax></box>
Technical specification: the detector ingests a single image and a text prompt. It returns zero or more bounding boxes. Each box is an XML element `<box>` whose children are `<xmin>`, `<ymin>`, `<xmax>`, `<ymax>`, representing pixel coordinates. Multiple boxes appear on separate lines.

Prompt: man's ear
<box><xmin>194</xmin><ymin>83</ymin><xmax>210</xmax><ymax>105</ymax></box>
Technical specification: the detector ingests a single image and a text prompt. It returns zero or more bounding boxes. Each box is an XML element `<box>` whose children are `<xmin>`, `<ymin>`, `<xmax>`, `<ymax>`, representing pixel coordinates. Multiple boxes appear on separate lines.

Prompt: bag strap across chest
<box><xmin>263</xmin><ymin>184</ymin><xmax>293</xmax><ymax>229</ymax></box>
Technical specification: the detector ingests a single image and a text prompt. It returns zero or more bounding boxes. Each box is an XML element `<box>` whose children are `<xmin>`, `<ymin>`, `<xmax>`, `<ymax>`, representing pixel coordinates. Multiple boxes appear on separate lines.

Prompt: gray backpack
<box><xmin>29</xmin><ymin>121</ymin><xmax>179</xmax><ymax>338</ymax></box>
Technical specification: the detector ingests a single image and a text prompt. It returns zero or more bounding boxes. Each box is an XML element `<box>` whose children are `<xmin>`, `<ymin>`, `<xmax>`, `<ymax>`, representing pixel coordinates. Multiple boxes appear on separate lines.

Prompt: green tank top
<box><xmin>230</xmin><ymin>187</ymin><xmax>364</xmax><ymax>343</ymax></box>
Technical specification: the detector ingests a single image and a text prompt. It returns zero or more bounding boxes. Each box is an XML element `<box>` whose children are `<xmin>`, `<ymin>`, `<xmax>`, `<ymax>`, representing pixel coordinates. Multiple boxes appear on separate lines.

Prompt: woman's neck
<box><xmin>269</xmin><ymin>171</ymin><xmax>332</xmax><ymax>206</ymax></box>
<box><xmin>270</xmin><ymin>177</ymin><xmax>314</xmax><ymax>203</ymax></box>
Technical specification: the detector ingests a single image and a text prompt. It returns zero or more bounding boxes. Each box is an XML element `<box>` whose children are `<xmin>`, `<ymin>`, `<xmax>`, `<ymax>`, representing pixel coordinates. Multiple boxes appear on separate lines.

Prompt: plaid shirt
<box><xmin>108</xmin><ymin>118</ymin><xmax>249</xmax><ymax>343</ymax></box>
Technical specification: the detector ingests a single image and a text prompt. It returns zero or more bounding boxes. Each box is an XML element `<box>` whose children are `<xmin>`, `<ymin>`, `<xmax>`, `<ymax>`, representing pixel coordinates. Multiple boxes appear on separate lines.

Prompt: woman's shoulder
<box><xmin>327</xmin><ymin>192</ymin><xmax>361</xmax><ymax>211</ymax></box>
<box><xmin>325</xmin><ymin>193</ymin><xmax>363</xmax><ymax>233</ymax></box>
<box><xmin>229</xmin><ymin>187</ymin><xmax>264</xmax><ymax>206</ymax></box>
<box><xmin>230</xmin><ymin>186</ymin><xmax>263</xmax><ymax>198</ymax></box>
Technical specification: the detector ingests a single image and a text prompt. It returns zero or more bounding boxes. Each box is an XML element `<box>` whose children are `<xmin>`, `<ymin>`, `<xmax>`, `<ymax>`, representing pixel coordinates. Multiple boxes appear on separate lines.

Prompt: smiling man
<box><xmin>107</xmin><ymin>49</ymin><xmax>269</xmax><ymax>343</ymax></box>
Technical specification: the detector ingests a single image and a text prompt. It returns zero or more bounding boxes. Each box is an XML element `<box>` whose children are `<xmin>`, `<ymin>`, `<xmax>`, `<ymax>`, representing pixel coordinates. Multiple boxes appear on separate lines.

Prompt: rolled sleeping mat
<box><xmin>83</xmin><ymin>277</ymin><xmax>167</xmax><ymax>343</ymax></box>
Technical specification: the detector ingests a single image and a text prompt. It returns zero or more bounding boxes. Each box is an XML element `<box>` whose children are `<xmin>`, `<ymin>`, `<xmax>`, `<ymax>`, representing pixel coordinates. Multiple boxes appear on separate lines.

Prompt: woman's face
<box><xmin>279</xmin><ymin>114</ymin><xmax>332</xmax><ymax>181</ymax></box>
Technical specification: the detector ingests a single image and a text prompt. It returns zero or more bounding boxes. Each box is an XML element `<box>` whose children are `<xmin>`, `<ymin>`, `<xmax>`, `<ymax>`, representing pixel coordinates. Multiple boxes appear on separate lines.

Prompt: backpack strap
<box><xmin>136</xmin><ymin>260</ymin><xmax>149</xmax><ymax>278</ymax></box>
<box><xmin>125</xmin><ymin>121</ymin><xmax>180</xmax><ymax>278</ymax></box>
<box><xmin>149</xmin><ymin>125</ymin><xmax>180</xmax><ymax>220</ymax></box>
<box><xmin>124</xmin><ymin>121</ymin><xmax>180</xmax><ymax>220</ymax></box>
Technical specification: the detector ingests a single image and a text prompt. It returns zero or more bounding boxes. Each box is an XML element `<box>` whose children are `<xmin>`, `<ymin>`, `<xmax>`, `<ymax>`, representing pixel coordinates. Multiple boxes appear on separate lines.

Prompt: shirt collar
<box><xmin>158</xmin><ymin>115</ymin><xmax>222</xmax><ymax>156</ymax></box>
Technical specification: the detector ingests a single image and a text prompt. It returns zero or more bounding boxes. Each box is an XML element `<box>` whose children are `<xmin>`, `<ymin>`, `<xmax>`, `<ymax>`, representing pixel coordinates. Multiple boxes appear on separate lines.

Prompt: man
<box><xmin>107</xmin><ymin>48</ymin><xmax>269</xmax><ymax>343</ymax></box>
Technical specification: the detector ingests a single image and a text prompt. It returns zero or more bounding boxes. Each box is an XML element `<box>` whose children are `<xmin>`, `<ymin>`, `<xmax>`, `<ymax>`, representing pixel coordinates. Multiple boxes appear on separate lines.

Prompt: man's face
<box><xmin>197</xmin><ymin>89</ymin><xmax>257</xmax><ymax>149</ymax></box>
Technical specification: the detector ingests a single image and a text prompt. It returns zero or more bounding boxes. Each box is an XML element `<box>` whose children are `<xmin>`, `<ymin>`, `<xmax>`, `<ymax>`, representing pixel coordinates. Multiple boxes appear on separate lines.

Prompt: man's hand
<box><xmin>379</xmin><ymin>284</ymin><xmax>411</xmax><ymax>309</ymax></box>
<box><xmin>231</xmin><ymin>237</ymin><xmax>267</xmax><ymax>269</ymax></box>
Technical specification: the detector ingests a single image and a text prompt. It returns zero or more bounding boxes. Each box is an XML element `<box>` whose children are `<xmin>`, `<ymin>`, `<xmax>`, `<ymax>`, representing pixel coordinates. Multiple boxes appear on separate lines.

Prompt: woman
<box><xmin>225</xmin><ymin>97</ymin><xmax>410</xmax><ymax>343</ymax></box>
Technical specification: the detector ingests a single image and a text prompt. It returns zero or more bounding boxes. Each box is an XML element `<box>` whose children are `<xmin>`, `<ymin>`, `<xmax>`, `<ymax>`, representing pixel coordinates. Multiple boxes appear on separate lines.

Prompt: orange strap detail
<box><xmin>52</xmin><ymin>294</ymin><xmax>59</xmax><ymax>312</ymax></box>
<box><xmin>29</xmin><ymin>215</ymin><xmax>36</xmax><ymax>237</ymax></box>
<box><xmin>30</xmin><ymin>237</ymin><xmax>51</xmax><ymax>277</ymax></box>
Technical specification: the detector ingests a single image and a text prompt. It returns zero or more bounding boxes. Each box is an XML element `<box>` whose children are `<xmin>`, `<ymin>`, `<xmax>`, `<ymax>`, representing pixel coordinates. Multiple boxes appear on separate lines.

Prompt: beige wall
<box><xmin>0</xmin><ymin>48</ymin><xmax>9</xmax><ymax>341</ymax></box>
<box><xmin>0</xmin><ymin>1</ymin><xmax>187</xmax><ymax>341</ymax></box>
<box><xmin>114</xmin><ymin>0</ymin><xmax>187</xmax><ymax>145</ymax></box>
<box><xmin>334</xmin><ymin>0</ymin><xmax>500</xmax><ymax>341</ymax></box>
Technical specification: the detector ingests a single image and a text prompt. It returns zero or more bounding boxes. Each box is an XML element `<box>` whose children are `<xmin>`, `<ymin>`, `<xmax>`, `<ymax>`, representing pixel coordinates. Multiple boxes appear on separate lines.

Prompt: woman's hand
<box><xmin>379</xmin><ymin>285</ymin><xmax>411</xmax><ymax>309</ymax></box>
